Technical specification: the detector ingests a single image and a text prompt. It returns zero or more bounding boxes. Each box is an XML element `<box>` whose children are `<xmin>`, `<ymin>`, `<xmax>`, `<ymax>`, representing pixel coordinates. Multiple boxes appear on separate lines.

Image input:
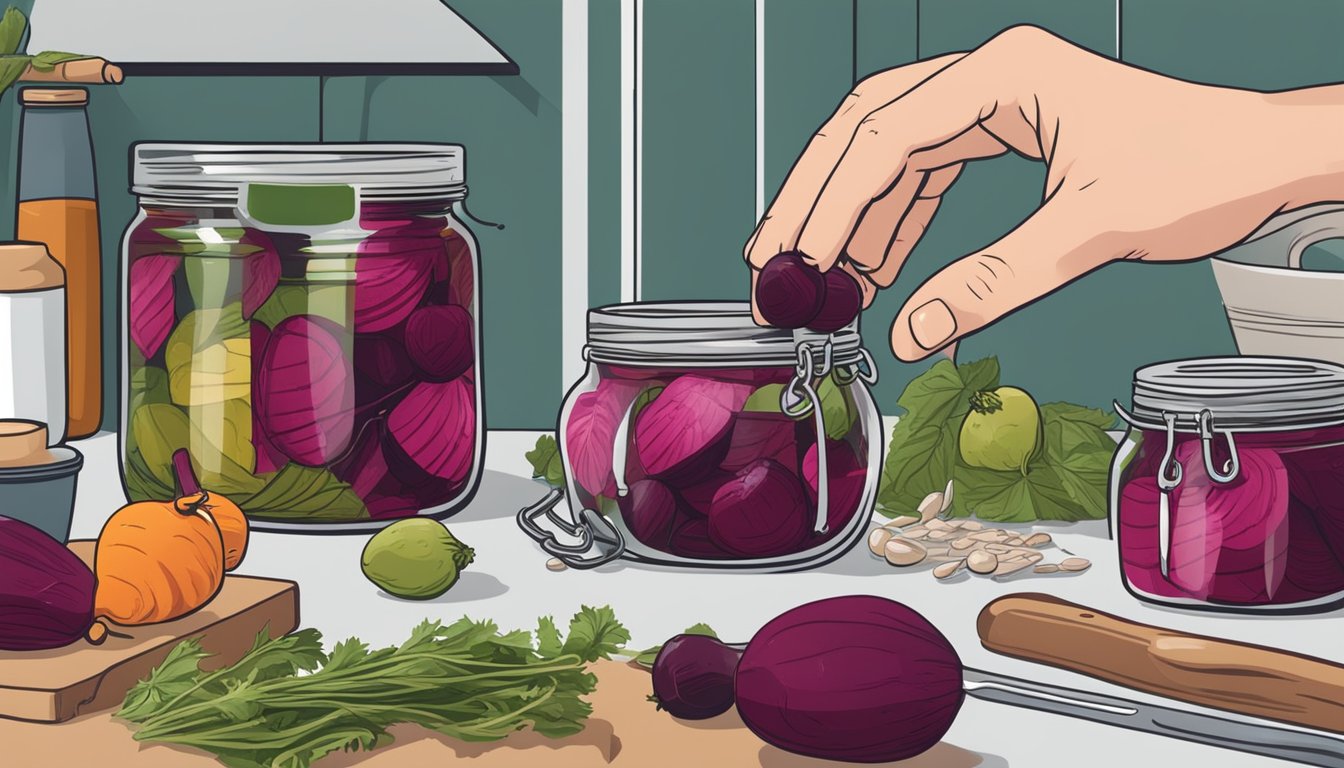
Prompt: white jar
<box><xmin>0</xmin><ymin>243</ymin><xmax>66</xmax><ymax>444</ymax></box>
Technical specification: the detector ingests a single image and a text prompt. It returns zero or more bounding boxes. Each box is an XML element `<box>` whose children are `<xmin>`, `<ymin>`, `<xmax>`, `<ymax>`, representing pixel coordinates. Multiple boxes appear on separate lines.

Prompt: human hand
<box><xmin>745</xmin><ymin>25</ymin><xmax>1342</xmax><ymax>360</ymax></box>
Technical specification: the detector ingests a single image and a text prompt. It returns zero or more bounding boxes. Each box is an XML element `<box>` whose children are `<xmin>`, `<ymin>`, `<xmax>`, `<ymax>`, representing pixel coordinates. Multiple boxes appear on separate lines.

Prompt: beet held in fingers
<box><xmin>808</xmin><ymin>268</ymin><xmax>863</xmax><ymax>333</ymax></box>
<box><xmin>755</xmin><ymin>252</ymin><xmax>826</xmax><ymax>329</ymax></box>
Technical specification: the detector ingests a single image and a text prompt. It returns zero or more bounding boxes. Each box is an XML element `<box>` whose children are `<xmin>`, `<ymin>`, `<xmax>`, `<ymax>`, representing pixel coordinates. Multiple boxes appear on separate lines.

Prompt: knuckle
<box><xmin>986</xmin><ymin>24</ymin><xmax>1058</xmax><ymax>52</ymax></box>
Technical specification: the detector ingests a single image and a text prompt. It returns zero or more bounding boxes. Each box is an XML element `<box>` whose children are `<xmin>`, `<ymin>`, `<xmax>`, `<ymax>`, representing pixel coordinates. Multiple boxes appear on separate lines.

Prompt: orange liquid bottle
<box><xmin>16</xmin><ymin>88</ymin><xmax>102</xmax><ymax>438</ymax></box>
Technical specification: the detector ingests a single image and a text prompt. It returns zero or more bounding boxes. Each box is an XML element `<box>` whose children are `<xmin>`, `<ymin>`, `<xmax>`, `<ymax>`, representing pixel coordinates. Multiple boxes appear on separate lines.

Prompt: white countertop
<box><xmin>68</xmin><ymin>428</ymin><xmax>1344</xmax><ymax>768</ymax></box>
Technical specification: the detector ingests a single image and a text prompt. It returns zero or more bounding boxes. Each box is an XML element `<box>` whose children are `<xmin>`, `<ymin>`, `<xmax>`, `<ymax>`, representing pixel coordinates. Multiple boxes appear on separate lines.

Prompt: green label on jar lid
<box><xmin>244</xmin><ymin>183</ymin><xmax>356</xmax><ymax>227</ymax></box>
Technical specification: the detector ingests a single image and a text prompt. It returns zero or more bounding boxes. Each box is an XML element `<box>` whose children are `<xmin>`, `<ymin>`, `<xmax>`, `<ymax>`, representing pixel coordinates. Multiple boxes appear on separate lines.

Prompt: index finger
<box><xmin>745</xmin><ymin>54</ymin><xmax>965</xmax><ymax>271</ymax></box>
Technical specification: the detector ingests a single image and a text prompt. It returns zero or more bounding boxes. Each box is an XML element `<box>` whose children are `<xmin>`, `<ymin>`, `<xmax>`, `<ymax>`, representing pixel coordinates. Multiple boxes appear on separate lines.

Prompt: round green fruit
<box><xmin>958</xmin><ymin>386</ymin><xmax>1043</xmax><ymax>474</ymax></box>
<box><xmin>361</xmin><ymin>518</ymin><xmax>475</xmax><ymax>600</ymax></box>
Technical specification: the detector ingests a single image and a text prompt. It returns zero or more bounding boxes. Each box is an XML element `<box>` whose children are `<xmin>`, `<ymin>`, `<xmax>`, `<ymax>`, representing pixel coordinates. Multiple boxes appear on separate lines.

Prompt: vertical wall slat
<box><xmin>588</xmin><ymin>0</ymin><xmax>624</xmax><ymax>310</ymax></box>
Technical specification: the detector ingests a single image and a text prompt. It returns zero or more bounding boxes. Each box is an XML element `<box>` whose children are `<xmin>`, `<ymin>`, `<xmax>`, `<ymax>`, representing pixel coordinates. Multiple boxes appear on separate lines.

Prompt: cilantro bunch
<box><xmin>119</xmin><ymin>606</ymin><xmax>630</xmax><ymax>768</ymax></box>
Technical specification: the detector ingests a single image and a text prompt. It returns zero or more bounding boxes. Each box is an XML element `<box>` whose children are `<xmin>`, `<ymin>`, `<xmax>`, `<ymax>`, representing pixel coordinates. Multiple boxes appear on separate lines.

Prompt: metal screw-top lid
<box><xmin>583</xmin><ymin>302</ymin><xmax>867</xmax><ymax>367</ymax></box>
<box><xmin>131</xmin><ymin>142</ymin><xmax>467</xmax><ymax>205</ymax></box>
<box><xmin>1120</xmin><ymin>356</ymin><xmax>1344</xmax><ymax>432</ymax></box>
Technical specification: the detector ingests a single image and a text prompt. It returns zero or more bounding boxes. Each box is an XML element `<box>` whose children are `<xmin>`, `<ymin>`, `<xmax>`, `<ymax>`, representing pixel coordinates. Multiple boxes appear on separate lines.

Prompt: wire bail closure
<box><xmin>1198</xmin><ymin>409</ymin><xmax>1241</xmax><ymax>484</ymax></box>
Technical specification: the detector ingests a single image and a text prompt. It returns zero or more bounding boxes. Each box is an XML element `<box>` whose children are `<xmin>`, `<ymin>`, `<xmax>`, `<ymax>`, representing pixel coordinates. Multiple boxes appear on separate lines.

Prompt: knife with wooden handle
<box><xmin>977</xmin><ymin>593</ymin><xmax>1344</xmax><ymax>734</ymax></box>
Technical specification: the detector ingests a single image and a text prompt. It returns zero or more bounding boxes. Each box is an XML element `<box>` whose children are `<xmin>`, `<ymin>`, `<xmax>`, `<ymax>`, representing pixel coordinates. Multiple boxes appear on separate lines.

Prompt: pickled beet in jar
<box><xmin>1112</xmin><ymin>357</ymin><xmax>1344</xmax><ymax>613</ymax></box>
<box><xmin>120</xmin><ymin>144</ymin><xmax>484</xmax><ymax>532</ymax></box>
<box><xmin>519</xmin><ymin>302</ymin><xmax>882</xmax><ymax>572</ymax></box>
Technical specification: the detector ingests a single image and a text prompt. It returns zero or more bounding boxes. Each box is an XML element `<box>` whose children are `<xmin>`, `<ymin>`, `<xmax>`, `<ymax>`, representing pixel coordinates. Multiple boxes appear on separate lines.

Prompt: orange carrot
<box><xmin>172</xmin><ymin>449</ymin><xmax>249</xmax><ymax>570</ymax></box>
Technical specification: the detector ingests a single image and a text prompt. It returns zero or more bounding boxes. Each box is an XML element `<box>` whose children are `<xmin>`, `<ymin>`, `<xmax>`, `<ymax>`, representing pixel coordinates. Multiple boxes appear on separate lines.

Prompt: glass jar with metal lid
<box><xmin>1112</xmin><ymin>356</ymin><xmax>1344</xmax><ymax>613</ymax></box>
<box><xmin>120</xmin><ymin>143</ymin><xmax>483</xmax><ymax>531</ymax></box>
<box><xmin>519</xmin><ymin>302</ymin><xmax>882</xmax><ymax>571</ymax></box>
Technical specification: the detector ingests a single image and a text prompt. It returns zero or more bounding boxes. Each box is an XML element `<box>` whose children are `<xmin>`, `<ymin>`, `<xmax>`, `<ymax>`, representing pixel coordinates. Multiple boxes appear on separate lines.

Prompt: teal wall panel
<box><xmin>588</xmin><ymin>0</ymin><xmax>623</xmax><ymax>309</ymax></box>
<box><xmin>855</xmin><ymin>0</ymin><xmax>918</xmax><ymax>79</ymax></box>
<box><xmin>640</xmin><ymin>0</ymin><xmax>756</xmax><ymax>301</ymax></box>
<box><xmin>321</xmin><ymin>0</ymin><xmax>564</xmax><ymax>430</ymax></box>
<box><xmin>918</xmin><ymin>0</ymin><xmax>1116</xmax><ymax>57</ymax></box>
<box><xmin>1122</xmin><ymin>0</ymin><xmax>1344</xmax><ymax>90</ymax></box>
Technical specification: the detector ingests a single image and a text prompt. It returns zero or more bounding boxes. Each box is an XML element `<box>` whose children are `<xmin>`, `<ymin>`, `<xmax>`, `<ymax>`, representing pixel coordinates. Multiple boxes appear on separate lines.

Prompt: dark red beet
<box><xmin>0</xmin><ymin>516</ymin><xmax>99</xmax><ymax>650</ymax></box>
<box><xmin>354</xmin><ymin>332</ymin><xmax>417</xmax><ymax>391</ymax></box>
<box><xmin>721</xmin><ymin>412</ymin><xmax>799</xmax><ymax>473</ymax></box>
<box><xmin>756</xmin><ymin>252</ymin><xmax>825</xmax><ymax>329</ymax></box>
<box><xmin>669</xmin><ymin>519</ymin><xmax>730</xmax><ymax>559</ymax></box>
<box><xmin>735</xmin><ymin>595</ymin><xmax>964</xmax><ymax>763</ymax></box>
<box><xmin>709</xmin><ymin>459</ymin><xmax>812</xmax><ymax>557</ymax></box>
<box><xmin>651</xmin><ymin>634</ymin><xmax>742</xmax><ymax>720</ymax></box>
<box><xmin>801</xmin><ymin>440</ymin><xmax>868</xmax><ymax>535</ymax></box>
<box><xmin>807</xmin><ymin>268</ymin><xmax>862</xmax><ymax>333</ymax></box>
<box><xmin>620</xmin><ymin>479</ymin><xmax>681</xmax><ymax>549</ymax></box>
<box><xmin>676</xmin><ymin>469</ymin><xmax>734</xmax><ymax>517</ymax></box>
<box><xmin>404</xmin><ymin>305</ymin><xmax>474</xmax><ymax>382</ymax></box>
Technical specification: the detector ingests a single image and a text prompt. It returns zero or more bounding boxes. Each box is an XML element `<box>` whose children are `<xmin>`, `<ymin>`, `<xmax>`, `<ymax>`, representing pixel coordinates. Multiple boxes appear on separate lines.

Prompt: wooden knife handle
<box><xmin>977</xmin><ymin>593</ymin><xmax>1344</xmax><ymax>734</ymax></box>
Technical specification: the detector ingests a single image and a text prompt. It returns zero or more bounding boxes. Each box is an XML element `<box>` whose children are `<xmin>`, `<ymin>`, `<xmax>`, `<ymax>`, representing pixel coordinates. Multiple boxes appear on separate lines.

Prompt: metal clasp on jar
<box><xmin>781</xmin><ymin>340</ymin><xmax>836</xmax><ymax>535</ymax></box>
<box><xmin>1153</xmin><ymin>409</ymin><xmax>1241</xmax><ymax>577</ymax></box>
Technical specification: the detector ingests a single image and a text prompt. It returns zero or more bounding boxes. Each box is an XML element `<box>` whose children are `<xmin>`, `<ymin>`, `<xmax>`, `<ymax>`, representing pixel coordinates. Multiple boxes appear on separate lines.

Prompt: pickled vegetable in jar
<box><xmin>121</xmin><ymin>144</ymin><xmax>483</xmax><ymax>531</ymax></box>
<box><xmin>1112</xmin><ymin>357</ymin><xmax>1344</xmax><ymax>613</ymax></box>
<box><xmin>519</xmin><ymin>302</ymin><xmax>881</xmax><ymax>571</ymax></box>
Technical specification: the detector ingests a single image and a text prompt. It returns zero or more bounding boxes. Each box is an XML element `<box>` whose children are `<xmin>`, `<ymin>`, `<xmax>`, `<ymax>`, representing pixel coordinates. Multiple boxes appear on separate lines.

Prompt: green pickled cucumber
<box><xmin>360</xmin><ymin>519</ymin><xmax>475</xmax><ymax>600</ymax></box>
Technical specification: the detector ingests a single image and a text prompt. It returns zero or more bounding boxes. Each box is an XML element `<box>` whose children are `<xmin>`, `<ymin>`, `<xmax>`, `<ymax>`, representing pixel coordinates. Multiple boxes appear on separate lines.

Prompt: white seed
<box><xmin>959</xmin><ymin>520</ymin><xmax>983</xmax><ymax>531</ymax></box>
<box><xmin>994</xmin><ymin>559</ymin><xmax>1036</xmax><ymax>577</ymax></box>
<box><xmin>918</xmin><ymin>492</ymin><xmax>944</xmax><ymax>523</ymax></box>
<box><xmin>1023</xmin><ymin>532</ymin><xmax>1053</xmax><ymax>548</ymax></box>
<box><xmin>884</xmin><ymin>515</ymin><xmax>920</xmax><ymax>529</ymax></box>
<box><xmin>1005</xmin><ymin>537</ymin><xmax>1025</xmax><ymax>547</ymax></box>
<box><xmin>546</xmin><ymin>558</ymin><xmax>568</xmax><ymax>572</ymax></box>
<box><xmin>884</xmin><ymin>538</ymin><xmax>928</xmax><ymax>567</ymax></box>
<box><xmin>902</xmin><ymin>526</ymin><xmax>929</xmax><ymax>540</ymax></box>
<box><xmin>968</xmin><ymin>530</ymin><xmax>1004</xmax><ymax>542</ymax></box>
<box><xmin>967</xmin><ymin>550</ymin><xmax>999</xmax><ymax>574</ymax></box>
<box><xmin>868</xmin><ymin>528</ymin><xmax>894</xmax><ymax>556</ymax></box>
<box><xmin>941</xmin><ymin>480</ymin><xmax>954</xmax><ymax>513</ymax></box>
<box><xmin>924</xmin><ymin>518</ymin><xmax>951</xmax><ymax>531</ymax></box>
<box><xmin>1060</xmin><ymin>557</ymin><xmax>1092</xmax><ymax>572</ymax></box>
<box><xmin>926</xmin><ymin>529</ymin><xmax>959</xmax><ymax>541</ymax></box>
<box><xmin>951</xmin><ymin>537</ymin><xmax>976</xmax><ymax>551</ymax></box>
<box><xmin>984</xmin><ymin>543</ymin><xmax>1013</xmax><ymax>555</ymax></box>
<box><xmin>1034</xmin><ymin>564</ymin><xmax>1061</xmax><ymax>574</ymax></box>
<box><xmin>933</xmin><ymin>560</ymin><xmax>965</xmax><ymax>579</ymax></box>
<box><xmin>1020</xmin><ymin>550</ymin><xmax>1045</xmax><ymax>564</ymax></box>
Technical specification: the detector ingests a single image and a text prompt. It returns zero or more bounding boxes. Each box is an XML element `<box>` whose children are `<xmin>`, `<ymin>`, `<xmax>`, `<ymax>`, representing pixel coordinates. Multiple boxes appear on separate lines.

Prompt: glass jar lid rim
<box><xmin>131</xmin><ymin>142</ymin><xmax>466</xmax><ymax>202</ymax></box>
<box><xmin>1123</xmin><ymin>356</ymin><xmax>1344</xmax><ymax>430</ymax></box>
<box><xmin>584</xmin><ymin>302</ymin><xmax>867</xmax><ymax>367</ymax></box>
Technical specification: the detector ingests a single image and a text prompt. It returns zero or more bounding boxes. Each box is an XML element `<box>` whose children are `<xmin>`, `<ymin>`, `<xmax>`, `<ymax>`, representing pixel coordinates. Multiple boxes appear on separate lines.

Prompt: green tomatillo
<box><xmin>958</xmin><ymin>386</ymin><xmax>1043</xmax><ymax>474</ymax></box>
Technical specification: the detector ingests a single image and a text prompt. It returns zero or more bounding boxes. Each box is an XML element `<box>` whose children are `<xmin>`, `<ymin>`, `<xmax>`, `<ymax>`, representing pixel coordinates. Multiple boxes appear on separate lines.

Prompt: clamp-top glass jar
<box><xmin>120</xmin><ymin>144</ymin><xmax>484</xmax><ymax>531</ymax></box>
<box><xmin>1112</xmin><ymin>357</ymin><xmax>1344</xmax><ymax>613</ymax></box>
<box><xmin>519</xmin><ymin>302</ymin><xmax>881</xmax><ymax>571</ymax></box>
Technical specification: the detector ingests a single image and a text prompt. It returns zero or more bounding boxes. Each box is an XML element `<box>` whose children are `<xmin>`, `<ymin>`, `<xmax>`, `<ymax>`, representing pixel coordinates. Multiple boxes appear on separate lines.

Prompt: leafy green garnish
<box><xmin>525</xmin><ymin>434</ymin><xmax>566</xmax><ymax>488</ymax></box>
<box><xmin>817</xmin><ymin>373</ymin><xmax>856</xmax><ymax>441</ymax></box>
<box><xmin>0</xmin><ymin>8</ymin><xmax>96</xmax><ymax>96</ymax></box>
<box><xmin>252</xmin><ymin>284</ymin><xmax>351</xmax><ymax>329</ymax></box>
<box><xmin>876</xmin><ymin>357</ymin><xmax>1113</xmax><ymax>522</ymax></box>
<box><xmin>629</xmin><ymin>623</ymin><xmax>719</xmax><ymax>670</ymax></box>
<box><xmin>742</xmin><ymin>383</ymin><xmax>784</xmax><ymax>413</ymax></box>
<box><xmin>120</xmin><ymin>608</ymin><xmax>630</xmax><ymax>768</ymax></box>
<box><xmin>241</xmin><ymin>463</ymin><xmax>368</xmax><ymax>521</ymax></box>
<box><xmin>0</xmin><ymin>7</ymin><xmax>25</xmax><ymax>54</ymax></box>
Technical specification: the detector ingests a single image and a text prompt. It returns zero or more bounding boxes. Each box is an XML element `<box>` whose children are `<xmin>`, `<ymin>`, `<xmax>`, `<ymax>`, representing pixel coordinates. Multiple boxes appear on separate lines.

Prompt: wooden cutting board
<box><xmin>0</xmin><ymin>540</ymin><xmax>299</xmax><ymax>723</ymax></box>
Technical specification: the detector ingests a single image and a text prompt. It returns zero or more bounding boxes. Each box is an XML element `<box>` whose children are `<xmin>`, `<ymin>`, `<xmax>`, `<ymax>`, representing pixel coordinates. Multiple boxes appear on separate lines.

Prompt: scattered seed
<box><xmin>951</xmin><ymin>537</ymin><xmax>976</xmax><ymax>551</ymax></box>
<box><xmin>967</xmin><ymin>550</ymin><xmax>999</xmax><ymax>574</ymax></box>
<box><xmin>968</xmin><ymin>531</ymin><xmax>1002</xmax><ymax>542</ymax></box>
<box><xmin>924</xmin><ymin>518</ymin><xmax>951</xmax><ymax>531</ymax></box>
<box><xmin>994</xmin><ymin>559</ymin><xmax>1036</xmax><ymax>577</ymax></box>
<box><xmin>922</xmin><ymin>542</ymin><xmax>952</xmax><ymax>556</ymax></box>
<box><xmin>1023</xmin><ymin>532</ymin><xmax>1053</xmax><ymax>548</ymax></box>
<box><xmin>1034</xmin><ymin>564</ymin><xmax>1060</xmax><ymax>574</ymax></box>
<box><xmin>918</xmin><ymin>492</ymin><xmax>944</xmax><ymax>523</ymax></box>
<box><xmin>959</xmin><ymin>520</ymin><xmax>983</xmax><ymax>531</ymax></box>
<box><xmin>546</xmin><ymin>558</ymin><xmax>568</xmax><ymax>572</ymax></box>
<box><xmin>868</xmin><ymin>528</ymin><xmax>894</xmax><ymax>556</ymax></box>
<box><xmin>1020</xmin><ymin>551</ymin><xmax>1045</xmax><ymax>564</ymax></box>
<box><xmin>1060</xmin><ymin>557</ymin><xmax>1092</xmax><ymax>572</ymax></box>
<box><xmin>941</xmin><ymin>480</ymin><xmax>954</xmax><ymax>513</ymax></box>
<box><xmin>926</xmin><ymin>529</ymin><xmax>959</xmax><ymax>541</ymax></box>
<box><xmin>1005</xmin><ymin>537</ymin><xmax>1025</xmax><ymax>546</ymax></box>
<box><xmin>885</xmin><ymin>537</ymin><xmax>929</xmax><ymax>567</ymax></box>
<box><xmin>885</xmin><ymin>515</ymin><xmax>920</xmax><ymax>529</ymax></box>
<box><xmin>934</xmin><ymin>560</ymin><xmax>965</xmax><ymax>580</ymax></box>
<box><xmin>902</xmin><ymin>526</ymin><xmax>929</xmax><ymax>540</ymax></box>
<box><xmin>984</xmin><ymin>543</ymin><xmax>1013</xmax><ymax>554</ymax></box>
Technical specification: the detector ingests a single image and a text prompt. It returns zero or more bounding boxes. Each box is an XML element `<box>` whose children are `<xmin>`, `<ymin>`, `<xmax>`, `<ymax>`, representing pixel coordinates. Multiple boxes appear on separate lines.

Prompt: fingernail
<box><xmin>910</xmin><ymin>299</ymin><xmax>957</xmax><ymax>350</ymax></box>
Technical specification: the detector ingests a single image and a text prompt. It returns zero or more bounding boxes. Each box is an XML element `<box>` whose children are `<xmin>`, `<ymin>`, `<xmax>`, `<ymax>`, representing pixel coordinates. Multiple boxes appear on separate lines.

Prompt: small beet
<box><xmin>651</xmin><ymin>634</ymin><xmax>743</xmax><ymax>720</ymax></box>
<box><xmin>709</xmin><ymin>459</ymin><xmax>812</xmax><ymax>557</ymax></box>
<box><xmin>807</xmin><ymin>269</ymin><xmax>862</xmax><ymax>333</ymax></box>
<box><xmin>756</xmin><ymin>252</ymin><xmax>825</xmax><ymax>329</ymax></box>
<box><xmin>404</xmin><ymin>305</ymin><xmax>474</xmax><ymax>382</ymax></box>
<box><xmin>620</xmin><ymin>479</ymin><xmax>680</xmax><ymax>549</ymax></box>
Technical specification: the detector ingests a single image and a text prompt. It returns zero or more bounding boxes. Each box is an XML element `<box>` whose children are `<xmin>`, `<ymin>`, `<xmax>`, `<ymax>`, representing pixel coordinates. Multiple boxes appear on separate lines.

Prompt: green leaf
<box><xmin>524</xmin><ymin>434</ymin><xmax>566</xmax><ymax>489</ymax></box>
<box><xmin>128</xmin><ymin>403</ymin><xmax>191</xmax><ymax>492</ymax></box>
<box><xmin>0</xmin><ymin>8</ymin><xmax>26</xmax><ymax>55</ymax></box>
<box><xmin>876</xmin><ymin>357</ymin><xmax>1000</xmax><ymax>517</ymax></box>
<box><xmin>118</xmin><ymin>637</ymin><xmax>210</xmax><ymax>721</ymax></box>
<box><xmin>953</xmin><ymin>462</ymin><xmax>1077</xmax><ymax>522</ymax></box>
<box><xmin>131</xmin><ymin>366</ymin><xmax>171</xmax><ymax>413</ymax></box>
<box><xmin>0</xmin><ymin>54</ymin><xmax>29</xmax><ymax>97</ymax></box>
<box><xmin>30</xmin><ymin>50</ymin><xmax>90</xmax><ymax>71</ymax></box>
<box><xmin>535</xmin><ymin>616</ymin><xmax>562</xmax><ymax>658</ymax></box>
<box><xmin>1038</xmin><ymin>401</ymin><xmax>1116</xmax><ymax>520</ymax></box>
<box><xmin>252</xmin><ymin>284</ymin><xmax>351</xmax><ymax>329</ymax></box>
<box><xmin>630</xmin><ymin>385</ymin><xmax>663</xmax><ymax>424</ymax></box>
<box><xmin>816</xmin><ymin>374</ymin><xmax>855</xmax><ymax>441</ymax></box>
<box><xmin>239</xmin><ymin>464</ymin><xmax>369</xmax><ymax>521</ymax></box>
<box><xmin>742</xmin><ymin>383</ymin><xmax>784</xmax><ymax>413</ymax></box>
<box><xmin>562</xmin><ymin>605</ymin><xmax>630</xmax><ymax>663</ymax></box>
<box><xmin>165</xmin><ymin>304</ymin><xmax>252</xmax><ymax>406</ymax></box>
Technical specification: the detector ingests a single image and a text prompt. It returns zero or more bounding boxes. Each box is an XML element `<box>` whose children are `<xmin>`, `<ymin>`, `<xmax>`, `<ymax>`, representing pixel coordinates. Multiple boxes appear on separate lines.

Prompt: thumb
<box><xmin>889</xmin><ymin>197</ymin><xmax>1120</xmax><ymax>361</ymax></box>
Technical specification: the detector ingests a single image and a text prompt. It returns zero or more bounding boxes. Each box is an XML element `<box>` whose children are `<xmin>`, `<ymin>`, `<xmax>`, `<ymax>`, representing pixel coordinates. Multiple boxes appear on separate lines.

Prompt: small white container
<box><xmin>0</xmin><ymin>243</ymin><xmax>66</xmax><ymax>444</ymax></box>
<box><xmin>1212</xmin><ymin>203</ymin><xmax>1344</xmax><ymax>365</ymax></box>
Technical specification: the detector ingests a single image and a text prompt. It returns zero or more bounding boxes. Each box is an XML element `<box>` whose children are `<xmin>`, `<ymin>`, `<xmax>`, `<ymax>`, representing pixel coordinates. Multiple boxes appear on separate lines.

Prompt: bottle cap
<box><xmin>0</xmin><ymin>420</ymin><xmax>58</xmax><ymax>468</ymax></box>
<box><xmin>19</xmin><ymin>88</ymin><xmax>89</xmax><ymax>105</ymax></box>
<box><xmin>0</xmin><ymin>242</ymin><xmax>65</xmax><ymax>291</ymax></box>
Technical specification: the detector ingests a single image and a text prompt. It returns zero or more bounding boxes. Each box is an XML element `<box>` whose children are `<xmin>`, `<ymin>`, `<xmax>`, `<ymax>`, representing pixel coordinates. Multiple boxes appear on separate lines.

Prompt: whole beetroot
<box><xmin>808</xmin><ymin>268</ymin><xmax>862</xmax><ymax>333</ymax></box>
<box><xmin>620</xmin><ymin>478</ymin><xmax>681</xmax><ymax>549</ymax></box>
<box><xmin>651</xmin><ymin>634</ymin><xmax>741</xmax><ymax>720</ymax></box>
<box><xmin>756</xmin><ymin>252</ymin><xmax>825</xmax><ymax>329</ymax></box>
<box><xmin>736</xmin><ymin>595</ymin><xmax>964</xmax><ymax>763</ymax></box>
<box><xmin>708</xmin><ymin>459</ymin><xmax>812</xmax><ymax>557</ymax></box>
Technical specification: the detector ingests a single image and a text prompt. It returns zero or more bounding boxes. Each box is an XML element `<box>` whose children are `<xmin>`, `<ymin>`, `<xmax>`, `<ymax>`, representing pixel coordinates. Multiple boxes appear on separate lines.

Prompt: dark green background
<box><xmin>2</xmin><ymin>0</ymin><xmax>1341</xmax><ymax>431</ymax></box>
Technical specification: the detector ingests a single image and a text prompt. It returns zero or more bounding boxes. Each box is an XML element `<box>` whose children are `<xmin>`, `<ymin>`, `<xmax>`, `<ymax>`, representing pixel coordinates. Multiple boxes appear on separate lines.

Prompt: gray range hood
<box><xmin>24</xmin><ymin>0</ymin><xmax>517</xmax><ymax>75</ymax></box>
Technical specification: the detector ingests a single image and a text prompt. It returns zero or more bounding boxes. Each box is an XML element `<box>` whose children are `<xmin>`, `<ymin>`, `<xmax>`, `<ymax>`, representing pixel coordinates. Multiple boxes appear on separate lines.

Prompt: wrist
<box><xmin>1258</xmin><ymin>86</ymin><xmax>1344</xmax><ymax>210</ymax></box>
